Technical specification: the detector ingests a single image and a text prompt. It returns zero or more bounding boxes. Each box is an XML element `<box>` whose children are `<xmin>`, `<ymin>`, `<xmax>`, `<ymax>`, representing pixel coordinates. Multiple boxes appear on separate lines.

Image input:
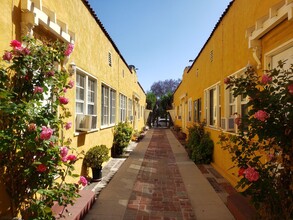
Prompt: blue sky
<box><xmin>87</xmin><ymin>0</ymin><xmax>232</xmax><ymax>92</ymax></box>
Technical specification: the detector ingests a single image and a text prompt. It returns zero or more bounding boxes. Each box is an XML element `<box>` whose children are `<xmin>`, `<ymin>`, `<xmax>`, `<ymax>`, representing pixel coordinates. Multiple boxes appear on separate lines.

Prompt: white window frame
<box><xmin>223</xmin><ymin>67</ymin><xmax>249</xmax><ymax>132</ymax></box>
<box><xmin>193</xmin><ymin>98</ymin><xmax>201</xmax><ymax>123</ymax></box>
<box><xmin>119</xmin><ymin>93</ymin><xmax>127</xmax><ymax>122</ymax></box>
<box><xmin>188</xmin><ymin>98</ymin><xmax>192</xmax><ymax>122</ymax></box>
<box><xmin>128</xmin><ymin>98</ymin><xmax>133</xmax><ymax>121</ymax></box>
<box><xmin>75</xmin><ymin>69</ymin><xmax>97</xmax><ymax>131</ymax></box>
<box><xmin>204</xmin><ymin>82</ymin><xmax>220</xmax><ymax>127</ymax></box>
<box><xmin>101</xmin><ymin>84</ymin><xmax>116</xmax><ymax>127</ymax></box>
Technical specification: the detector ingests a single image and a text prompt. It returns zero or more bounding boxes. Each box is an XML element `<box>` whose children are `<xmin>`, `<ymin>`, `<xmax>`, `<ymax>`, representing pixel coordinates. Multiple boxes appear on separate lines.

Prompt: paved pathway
<box><xmin>84</xmin><ymin>129</ymin><xmax>234</xmax><ymax>220</ymax></box>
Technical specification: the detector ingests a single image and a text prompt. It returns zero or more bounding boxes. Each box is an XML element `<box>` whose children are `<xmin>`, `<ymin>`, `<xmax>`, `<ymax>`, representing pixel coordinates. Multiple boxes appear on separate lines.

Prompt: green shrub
<box><xmin>187</xmin><ymin>122</ymin><xmax>214</xmax><ymax>164</ymax></box>
<box><xmin>84</xmin><ymin>145</ymin><xmax>110</xmax><ymax>169</ymax></box>
<box><xmin>112</xmin><ymin>122</ymin><xmax>133</xmax><ymax>156</ymax></box>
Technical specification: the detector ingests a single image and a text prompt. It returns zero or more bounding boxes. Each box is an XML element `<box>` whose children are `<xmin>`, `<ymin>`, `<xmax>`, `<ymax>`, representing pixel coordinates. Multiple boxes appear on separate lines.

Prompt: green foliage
<box><xmin>84</xmin><ymin>145</ymin><xmax>110</xmax><ymax>169</ymax></box>
<box><xmin>187</xmin><ymin>122</ymin><xmax>214</xmax><ymax>164</ymax></box>
<box><xmin>0</xmin><ymin>37</ymin><xmax>82</xmax><ymax>219</ymax></box>
<box><xmin>219</xmin><ymin>63</ymin><xmax>293</xmax><ymax>219</ymax></box>
<box><xmin>112</xmin><ymin>122</ymin><xmax>133</xmax><ymax>156</ymax></box>
<box><xmin>146</xmin><ymin>92</ymin><xmax>156</xmax><ymax>110</ymax></box>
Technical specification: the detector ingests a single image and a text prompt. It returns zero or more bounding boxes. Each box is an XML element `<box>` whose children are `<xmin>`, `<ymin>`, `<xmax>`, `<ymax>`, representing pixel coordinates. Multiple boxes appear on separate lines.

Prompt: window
<box><xmin>194</xmin><ymin>98</ymin><xmax>201</xmax><ymax>122</ymax></box>
<box><xmin>108</xmin><ymin>52</ymin><xmax>112</xmax><ymax>67</ymax></box>
<box><xmin>119</xmin><ymin>94</ymin><xmax>127</xmax><ymax>122</ymax></box>
<box><xmin>76</xmin><ymin>70</ymin><xmax>97</xmax><ymax>130</ymax></box>
<box><xmin>101</xmin><ymin>84</ymin><xmax>116</xmax><ymax>126</ymax></box>
<box><xmin>137</xmin><ymin>104</ymin><xmax>141</xmax><ymax>120</ymax></box>
<box><xmin>128</xmin><ymin>99</ymin><xmax>133</xmax><ymax>121</ymax></box>
<box><xmin>204</xmin><ymin>83</ymin><xmax>220</xmax><ymax>127</ymax></box>
<box><xmin>188</xmin><ymin>98</ymin><xmax>192</xmax><ymax>121</ymax></box>
<box><xmin>223</xmin><ymin>67</ymin><xmax>249</xmax><ymax>132</ymax></box>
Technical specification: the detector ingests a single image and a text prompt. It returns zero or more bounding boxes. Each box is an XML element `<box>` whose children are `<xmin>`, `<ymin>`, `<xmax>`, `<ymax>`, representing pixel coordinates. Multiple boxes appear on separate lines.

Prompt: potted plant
<box><xmin>84</xmin><ymin>145</ymin><xmax>110</xmax><ymax>182</ymax></box>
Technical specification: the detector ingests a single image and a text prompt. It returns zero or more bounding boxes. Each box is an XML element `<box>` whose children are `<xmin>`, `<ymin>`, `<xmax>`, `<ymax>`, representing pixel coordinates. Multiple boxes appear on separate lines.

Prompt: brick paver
<box><xmin>123</xmin><ymin>130</ymin><xmax>196</xmax><ymax>220</ymax></box>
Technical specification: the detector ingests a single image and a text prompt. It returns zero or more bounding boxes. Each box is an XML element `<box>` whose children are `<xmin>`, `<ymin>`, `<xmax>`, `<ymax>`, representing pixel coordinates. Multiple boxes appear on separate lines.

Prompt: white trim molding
<box><xmin>246</xmin><ymin>0</ymin><xmax>293</xmax><ymax>68</ymax></box>
<box><xmin>21</xmin><ymin>0</ymin><xmax>75</xmax><ymax>43</ymax></box>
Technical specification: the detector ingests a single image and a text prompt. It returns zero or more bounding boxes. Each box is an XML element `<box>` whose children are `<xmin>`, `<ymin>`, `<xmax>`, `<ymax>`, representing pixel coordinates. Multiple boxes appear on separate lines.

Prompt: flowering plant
<box><xmin>219</xmin><ymin>62</ymin><xmax>293</xmax><ymax>219</ymax></box>
<box><xmin>0</xmin><ymin>37</ymin><xmax>87</xmax><ymax>219</ymax></box>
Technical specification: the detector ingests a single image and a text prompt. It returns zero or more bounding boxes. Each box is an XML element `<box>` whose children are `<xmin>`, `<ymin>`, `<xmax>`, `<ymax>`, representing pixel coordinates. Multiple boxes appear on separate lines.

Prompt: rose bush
<box><xmin>219</xmin><ymin>62</ymin><xmax>292</xmax><ymax>219</ymax></box>
<box><xmin>0</xmin><ymin>37</ymin><xmax>87</xmax><ymax>219</ymax></box>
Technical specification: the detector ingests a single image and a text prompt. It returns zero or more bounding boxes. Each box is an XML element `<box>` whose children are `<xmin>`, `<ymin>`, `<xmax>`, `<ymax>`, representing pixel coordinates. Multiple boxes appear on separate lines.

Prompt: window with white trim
<box><xmin>204</xmin><ymin>83</ymin><xmax>220</xmax><ymax>127</ymax></box>
<box><xmin>101</xmin><ymin>84</ymin><xmax>116</xmax><ymax>126</ymax></box>
<box><xmin>128</xmin><ymin>98</ymin><xmax>133</xmax><ymax>121</ymax></box>
<box><xmin>75</xmin><ymin>70</ymin><xmax>97</xmax><ymax>130</ymax></box>
<box><xmin>188</xmin><ymin>98</ymin><xmax>192</xmax><ymax>121</ymax></box>
<box><xmin>193</xmin><ymin>98</ymin><xmax>201</xmax><ymax>123</ymax></box>
<box><xmin>119</xmin><ymin>94</ymin><xmax>127</xmax><ymax>122</ymax></box>
<box><xmin>138</xmin><ymin>104</ymin><xmax>141</xmax><ymax>120</ymax></box>
<box><xmin>223</xmin><ymin>67</ymin><xmax>249</xmax><ymax>132</ymax></box>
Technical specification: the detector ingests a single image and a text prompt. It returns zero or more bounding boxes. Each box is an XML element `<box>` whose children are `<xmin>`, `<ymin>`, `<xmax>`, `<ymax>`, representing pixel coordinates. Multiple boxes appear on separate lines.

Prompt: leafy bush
<box><xmin>112</xmin><ymin>122</ymin><xmax>133</xmax><ymax>156</ymax></box>
<box><xmin>187</xmin><ymin>122</ymin><xmax>214</xmax><ymax>164</ymax></box>
<box><xmin>219</xmin><ymin>63</ymin><xmax>293</xmax><ymax>219</ymax></box>
<box><xmin>84</xmin><ymin>145</ymin><xmax>110</xmax><ymax>169</ymax></box>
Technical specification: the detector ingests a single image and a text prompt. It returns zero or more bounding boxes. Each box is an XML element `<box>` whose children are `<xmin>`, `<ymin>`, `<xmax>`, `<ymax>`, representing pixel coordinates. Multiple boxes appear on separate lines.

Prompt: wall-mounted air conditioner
<box><xmin>76</xmin><ymin>114</ymin><xmax>97</xmax><ymax>131</ymax></box>
<box><xmin>220</xmin><ymin>117</ymin><xmax>235</xmax><ymax>131</ymax></box>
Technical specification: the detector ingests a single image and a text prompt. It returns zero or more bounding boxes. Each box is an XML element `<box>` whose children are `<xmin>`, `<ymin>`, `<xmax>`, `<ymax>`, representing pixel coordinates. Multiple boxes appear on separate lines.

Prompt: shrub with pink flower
<box><xmin>36</xmin><ymin>164</ymin><xmax>47</xmax><ymax>173</ymax></box>
<box><xmin>64</xmin><ymin>43</ymin><xmax>74</xmax><ymax>56</ymax></box>
<box><xmin>288</xmin><ymin>84</ymin><xmax>293</xmax><ymax>94</ymax></box>
<box><xmin>60</xmin><ymin>146</ymin><xmax>68</xmax><ymax>158</ymax></box>
<box><xmin>219</xmin><ymin>63</ymin><xmax>292</xmax><ymax>219</ymax></box>
<box><xmin>254</xmin><ymin>110</ymin><xmax>269</xmax><ymax>121</ymax></box>
<box><xmin>34</xmin><ymin>86</ymin><xmax>43</xmax><ymax>94</ymax></box>
<box><xmin>78</xmin><ymin>176</ymin><xmax>88</xmax><ymax>186</ymax></box>
<box><xmin>40</xmin><ymin>126</ymin><xmax>53</xmax><ymax>140</ymax></box>
<box><xmin>66</xmin><ymin>154</ymin><xmax>77</xmax><ymax>162</ymax></box>
<box><xmin>10</xmin><ymin>40</ymin><xmax>22</xmax><ymax>49</ymax></box>
<box><xmin>64</xmin><ymin>122</ymin><xmax>72</xmax><ymax>130</ymax></box>
<box><xmin>68</xmin><ymin>80</ymin><xmax>74</xmax><ymax>89</ymax></box>
<box><xmin>244</xmin><ymin>167</ymin><xmax>259</xmax><ymax>182</ymax></box>
<box><xmin>59</xmin><ymin>96</ymin><xmax>69</xmax><ymax>104</ymax></box>
<box><xmin>261</xmin><ymin>74</ymin><xmax>272</xmax><ymax>84</ymax></box>
<box><xmin>2</xmin><ymin>51</ymin><xmax>13</xmax><ymax>61</ymax></box>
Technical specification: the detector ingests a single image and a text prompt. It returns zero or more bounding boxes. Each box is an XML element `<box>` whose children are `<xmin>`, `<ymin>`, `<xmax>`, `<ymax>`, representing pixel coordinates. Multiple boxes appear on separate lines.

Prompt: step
<box><xmin>52</xmin><ymin>190</ymin><xmax>96</xmax><ymax>220</ymax></box>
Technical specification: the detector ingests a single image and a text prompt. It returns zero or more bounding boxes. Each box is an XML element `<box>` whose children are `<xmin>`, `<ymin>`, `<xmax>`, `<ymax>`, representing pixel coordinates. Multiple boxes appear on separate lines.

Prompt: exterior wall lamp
<box><xmin>68</xmin><ymin>62</ymin><xmax>76</xmax><ymax>75</ymax></box>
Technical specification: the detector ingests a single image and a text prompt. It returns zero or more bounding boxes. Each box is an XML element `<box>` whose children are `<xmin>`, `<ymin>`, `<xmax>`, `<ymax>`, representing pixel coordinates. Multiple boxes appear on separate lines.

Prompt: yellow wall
<box><xmin>0</xmin><ymin>0</ymin><xmax>146</xmax><ymax>216</ymax></box>
<box><xmin>173</xmin><ymin>0</ymin><xmax>293</xmax><ymax>187</ymax></box>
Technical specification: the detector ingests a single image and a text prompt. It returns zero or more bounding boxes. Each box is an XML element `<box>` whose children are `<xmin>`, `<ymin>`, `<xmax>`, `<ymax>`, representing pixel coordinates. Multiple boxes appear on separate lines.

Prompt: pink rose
<box><xmin>288</xmin><ymin>84</ymin><xmax>293</xmax><ymax>95</ymax></box>
<box><xmin>68</xmin><ymin>80</ymin><xmax>74</xmax><ymax>89</ymax></box>
<box><xmin>244</xmin><ymin>167</ymin><xmax>259</xmax><ymax>182</ymax></box>
<box><xmin>254</xmin><ymin>110</ymin><xmax>269</xmax><ymax>122</ymax></box>
<box><xmin>66</xmin><ymin>154</ymin><xmax>77</xmax><ymax>162</ymax></box>
<box><xmin>61</xmin><ymin>157</ymin><xmax>68</xmax><ymax>162</ymax></box>
<box><xmin>10</xmin><ymin>40</ymin><xmax>22</xmax><ymax>49</ymax></box>
<box><xmin>60</xmin><ymin>146</ymin><xmax>68</xmax><ymax>158</ymax></box>
<box><xmin>2</xmin><ymin>51</ymin><xmax>13</xmax><ymax>61</ymax></box>
<box><xmin>78</xmin><ymin>176</ymin><xmax>88</xmax><ymax>186</ymax></box>
<box><xmin>27</xmin><ymin>123</ymin><xmax>37</xmax><ymax>132</ymax></box>
<box><xmin>46</xmin><ymin>70</ymin><xmax>55</xmax><ymax>77</ymax></box>
<box><xmin>40</xmin><ymin>126</ymin><xmax>53</xmax><ymax>140</ymax></box>
<box><xmin>34</xmin><ymin>86</ymin><xmax>43</xmax><ymax>94</ymax></box>
<box><xmin>59</xmin><ymin>96</ymin><xmax>69</xmax><ymax>105</ymax></box>
<box><xmin>261</xmin><ymin>74</ymin><xmax>272</xmax><ymax>84</ymax></box>
<box><xmin>64</xmin><ymin>43</ymin><xmax>74</xmax><ymax>56</ymax></box>
<box><xmin>37</xmin><ymin>164</ymin><xmax>47</xmax><ymax>173</ymax></box>
<box><xmin>64</xmin><ymin>122</ymin><xmax>72</xmax><ymax>130</ymax></box>
<box><xmin>22</xmin><ymin>47</ymin><xmax>30</xmax><ymax>55</ymax></box>
<box><xmin>63</xmin><ymin>88</ymin><xmax>67</xmax><ymax>93</ymax></box>
<box><xmin>224</xmin><ymin>77</ymin><xmax>230</xmax><ymax>84</ymax></box>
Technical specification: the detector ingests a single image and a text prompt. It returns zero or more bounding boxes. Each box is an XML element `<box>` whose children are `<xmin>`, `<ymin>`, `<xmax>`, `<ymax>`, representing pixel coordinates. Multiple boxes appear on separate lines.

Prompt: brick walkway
<box><xmin>124</xmin><ymin>130</ymin><xmax>196</xmax><ymax>220</ymax></box>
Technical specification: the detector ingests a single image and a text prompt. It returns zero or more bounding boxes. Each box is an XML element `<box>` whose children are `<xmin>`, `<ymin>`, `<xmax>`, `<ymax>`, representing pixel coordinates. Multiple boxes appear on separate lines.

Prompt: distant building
<box><xmin>173</xmin><ymin>0</ymin><xmax>293</xmax><ymax>186</ymax></box>
<box><xmin>0</xmin><ymin>0</ymin><xmax>146</xmax><ymax>215</ymax></box>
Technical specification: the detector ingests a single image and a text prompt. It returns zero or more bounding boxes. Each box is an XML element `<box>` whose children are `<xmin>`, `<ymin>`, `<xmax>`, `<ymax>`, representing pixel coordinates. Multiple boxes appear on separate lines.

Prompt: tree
<box><xmin>150</xmin><ymin>78</ymin><xmax>180</xmax><ymax>98</ymax></box>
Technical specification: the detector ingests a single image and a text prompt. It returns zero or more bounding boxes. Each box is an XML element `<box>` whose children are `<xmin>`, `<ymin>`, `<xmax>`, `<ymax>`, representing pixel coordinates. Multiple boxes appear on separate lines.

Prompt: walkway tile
<box><xmin>84</xmin><ymin>129</ymin><xmax>234</xmax><ymax>220</ymax></box>
<box><xmin>124</xmin><ymin>130</ymin><xmax>196</xmax><ymax>220</ymax></box>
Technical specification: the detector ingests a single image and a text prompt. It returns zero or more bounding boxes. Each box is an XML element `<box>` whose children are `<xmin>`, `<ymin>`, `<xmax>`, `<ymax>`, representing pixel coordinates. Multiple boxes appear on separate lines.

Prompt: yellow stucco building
<box><xmin>0</xmin><ymin>0</ymin><xmax>146</xmax><ymax>215</ymax></box>
<box><xmin>173</xmin><ymin>0</ymin><xmax>293</xmax><ymax>187</ymax></box>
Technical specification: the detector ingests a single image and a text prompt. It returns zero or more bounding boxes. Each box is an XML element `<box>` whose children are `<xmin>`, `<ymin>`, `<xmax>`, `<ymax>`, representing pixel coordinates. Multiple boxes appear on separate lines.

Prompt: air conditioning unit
<box><xmin>76</xmin><ymin>114</ymin><xmax>97</xmax><ymax>131</ymax></box>
<box><xmin>221</xmin><ymin>117</ymin><xmax>235</xmax><ymax>131</ymax></box>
